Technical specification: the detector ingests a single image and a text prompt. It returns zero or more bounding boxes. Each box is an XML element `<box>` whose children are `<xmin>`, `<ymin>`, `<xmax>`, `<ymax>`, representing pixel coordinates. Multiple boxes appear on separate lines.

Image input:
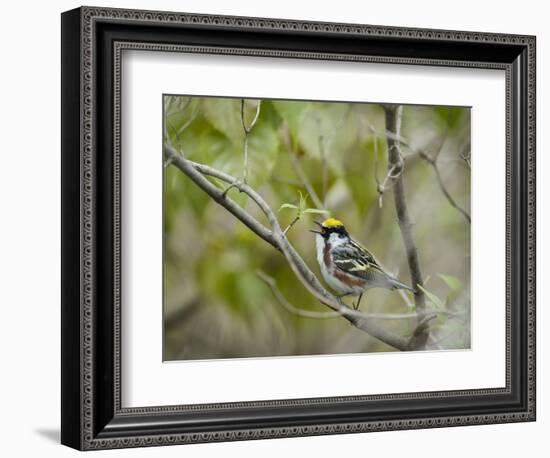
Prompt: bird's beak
<box><xmin>310</xmin><ymin>221</ymin><xmax>323</xmax><ymax>234</ymax></box>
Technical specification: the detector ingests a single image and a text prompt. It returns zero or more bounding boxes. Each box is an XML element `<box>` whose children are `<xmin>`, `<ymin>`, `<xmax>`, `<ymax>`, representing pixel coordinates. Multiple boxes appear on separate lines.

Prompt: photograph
<box><xmin>163</xmin><ymin>95</ymin><xmax>472</xmax><ymax>361</ymax></box>
<box><xmin>55</xmin><ymin>2</ymin><xmax>536</xmax><ymax>452</ymax></box>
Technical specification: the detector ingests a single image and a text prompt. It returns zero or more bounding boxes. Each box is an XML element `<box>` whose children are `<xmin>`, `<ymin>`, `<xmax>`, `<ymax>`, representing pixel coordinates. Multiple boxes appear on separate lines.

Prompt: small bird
<box><xmin>311</xmin><ymin>218</ymin><xmax>414</xmax><ymax>309</ymax></box>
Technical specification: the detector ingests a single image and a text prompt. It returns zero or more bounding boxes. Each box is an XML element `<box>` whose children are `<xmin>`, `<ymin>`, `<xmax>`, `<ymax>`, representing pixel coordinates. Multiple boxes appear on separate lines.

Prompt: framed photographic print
<box><xmin>61</xmin><ymin>6</ymin><xmax>536</xmax><ymax>450</ymax></box>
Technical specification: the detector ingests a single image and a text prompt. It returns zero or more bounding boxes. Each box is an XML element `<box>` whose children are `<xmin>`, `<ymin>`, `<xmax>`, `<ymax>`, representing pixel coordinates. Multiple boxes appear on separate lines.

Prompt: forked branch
<box><xmin>165</xmin><ymin>144</ymin><xmax>432</xmax><ymax>351</ymax></box>
<box><xmin>383</xmin><ymin>105</ymin><xmax>429</xmax><ymax>349</ymax></box>
<box><xmin>419</xmin><ymin>150</ymin><xmax>471</xmax><ymax>224</ymax></box>
<box><xmin>241</xmin><ymin>99</ymin><xmax>261</xmax><ymax>184</ymax></box>
<box><xmin>366</xmin><ymin>120</ymin><xmax>471</xmax><ymax>223</ymax></box>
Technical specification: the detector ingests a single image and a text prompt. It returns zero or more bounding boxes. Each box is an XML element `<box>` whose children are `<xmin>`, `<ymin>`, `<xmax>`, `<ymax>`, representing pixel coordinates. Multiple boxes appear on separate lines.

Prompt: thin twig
<box><xmin>431</xmin><ymin>161</ymin><xmax>471</xmax><ymax>223</ymax></box>
<box><xmin>459</xmin><ymin>143</ymin><xmax>471</xmax><ymax>170</ymax></box>
<box><xmin>165</xmin><ymin>145</ymin><xmax>278</xmax><ymax>250</ymax></box>
<box><xmin>365</xmin><ymin>121</ymin><xmax>415</xmax><ymax>154</ymax></box>
<box><xmin>415</xmin><ymin>110</ymin><xmax>471</xmax><ymax>223</ymax></box>
<box><xmin>370</xmin><ymin>122</ymin><xmax>405</xmax><ymax>208</ymax></box>
<box><xmin>257</xmin><ymin>271</ymin><xmax>343</xmax><ymax>319</ymax></box>
<box><xmin>165</xmin><ymin>144</ymin><xmax>411</xmax><ymax>350</ymax></box>
<box><xmin>165</xmin><ymin>142</ymin><xmax>467</xmax><ymax>351</ymax></box>
<box><xmin>418</xmin><ymin>148</ymin><xmax>471</xmax><ymax>224</ymax></box>
<box><xmin>282</xmin><ymin>215</ymin><xmax>300</xmax><ymax>236</ymax></box>
<box><xmin>240</xmin><ymin>99</ymin><xmax>262</xmax><ymax>184</ymax></box>
<box><xmin>377</xmin><ymin>111</ymin><xmax>471</xmax><ymax>225</ymax></box>
<box><xmin>376</xmin><ymin>163</ymin><xmax>402</xmax><ymax>208</ymax></box>
<box><xmin>257</xmin><ymin>270</ymin><xmax>455</xmax><ymax>321</ymax></box>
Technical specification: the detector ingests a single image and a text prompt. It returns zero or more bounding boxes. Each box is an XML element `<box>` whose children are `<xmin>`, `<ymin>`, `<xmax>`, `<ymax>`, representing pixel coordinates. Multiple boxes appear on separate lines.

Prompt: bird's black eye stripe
<box><xmin>323</xmin><ymin>226</ymin><xmax>348</xmax><ymax>237</ymax></box>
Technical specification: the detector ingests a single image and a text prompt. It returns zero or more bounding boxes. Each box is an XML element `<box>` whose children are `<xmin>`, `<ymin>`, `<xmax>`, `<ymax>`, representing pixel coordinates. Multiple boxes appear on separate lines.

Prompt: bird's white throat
<box><xmin>315</xmin><ymin>234</ymin><xmax>326</xmax><ymax>268</ymax></box>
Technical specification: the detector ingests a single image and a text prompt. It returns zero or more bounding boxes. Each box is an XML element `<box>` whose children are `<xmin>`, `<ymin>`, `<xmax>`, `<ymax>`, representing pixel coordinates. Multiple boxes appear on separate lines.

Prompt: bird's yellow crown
<box><xmin>321</xmin><ymin>218</ymin><xmax>344</xmax><ymax>228</ymax></box>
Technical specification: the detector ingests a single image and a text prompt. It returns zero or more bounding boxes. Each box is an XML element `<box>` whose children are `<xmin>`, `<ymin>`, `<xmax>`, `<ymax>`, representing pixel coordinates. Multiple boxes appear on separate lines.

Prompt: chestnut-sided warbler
<box><xmin>311</xmin><ymin>218</ymin><xmax>414</xmax><ymax>309</ymax></box>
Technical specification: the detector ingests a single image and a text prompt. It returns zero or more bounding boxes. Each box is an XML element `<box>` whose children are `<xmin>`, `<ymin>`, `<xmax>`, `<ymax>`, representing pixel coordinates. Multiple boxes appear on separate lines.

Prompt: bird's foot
<box><xmin>353</xmin><ymin>293</ymin><xmax>364</xmax><ymax>310</ymax></box>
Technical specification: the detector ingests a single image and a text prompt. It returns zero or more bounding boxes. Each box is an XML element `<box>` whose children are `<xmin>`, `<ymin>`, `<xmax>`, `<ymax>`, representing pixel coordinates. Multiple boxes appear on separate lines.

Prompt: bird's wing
<box><xmin>332</xmin><ymin>239</ymin><xmax>389</xmax><ymax>281</ymax></box>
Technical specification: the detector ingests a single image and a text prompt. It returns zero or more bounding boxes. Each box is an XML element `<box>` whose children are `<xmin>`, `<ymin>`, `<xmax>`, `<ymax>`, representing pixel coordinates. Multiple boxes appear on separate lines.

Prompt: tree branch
<box><xmin>375</xmin><ymin>162</ymin><xmax>401</xmax><ymax>208</ymax></box>
<box><xmin>257</xmin><ymin>270</ymin><xmax>343</xmax><ymax>319</ymax></box>
<box><xmin>164</xmin><ymin>102</ymin><xmax>468</xmax><ymax>352</ymax></box>
<box><xmin>257</xmin><ymin>270</ymin><xmax>453</xmax><ymax>322</ymax></box>
<box><xmin>419</xmin><ymin>150</ymin><xmax>471</xmax><ymax>224</ymax></box>
<box><xmin>240</xmin><ymin>99</ymin><xmax>262</xmax><ymax>184</ymax></box>
<box><xmin>164</xmin><ymin>146</ymin><xmax>279</xmax><ymax>250</ymax></box>
<box><xmin>367</xmin><ymin>120</ymin><xmax>471</xmax><ymax>224</ymax></box>
<box><xmin>459</xmin><ymin>144</ymin><xmax>471</xmax><ymax>170</ymax></box>
<box><xmin>383</xmin><ymin>105</ymin><xmax>429</xmax><ymax>349</ymax></box>
<box><xmin>165</xmin><ymin>143</ymin><xmax>414</xmax><ymax>350</ymax></box>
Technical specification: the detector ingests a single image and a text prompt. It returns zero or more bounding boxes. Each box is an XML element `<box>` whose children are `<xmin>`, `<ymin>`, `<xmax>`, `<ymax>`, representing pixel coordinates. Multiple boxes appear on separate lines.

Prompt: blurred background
<box><xmin>163</xmin><ymin>95</ymin><xmax>471</xmax><ymax>361</ymax></box>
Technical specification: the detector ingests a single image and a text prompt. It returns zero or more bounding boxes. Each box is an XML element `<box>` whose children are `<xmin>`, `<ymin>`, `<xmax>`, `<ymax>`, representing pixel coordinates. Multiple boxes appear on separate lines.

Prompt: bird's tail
<box><xmin>390</xmin><ymin>278</ymin><xmax>415</xmax><ymax>292</ymax></box>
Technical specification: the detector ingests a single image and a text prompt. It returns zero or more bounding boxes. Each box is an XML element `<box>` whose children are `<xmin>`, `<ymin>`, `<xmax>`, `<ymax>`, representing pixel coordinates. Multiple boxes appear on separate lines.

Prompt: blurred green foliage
<box><xmin>163</xmin><ymin>96</ymin><xmax>471</xmax><ymax>361</ymax></box>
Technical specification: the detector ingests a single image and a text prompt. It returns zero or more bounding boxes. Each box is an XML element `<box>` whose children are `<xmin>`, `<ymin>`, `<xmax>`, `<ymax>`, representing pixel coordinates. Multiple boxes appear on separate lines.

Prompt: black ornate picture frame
<box><xmin>61</xmin><ymin>6</ymin><xmax>536</xmax><ymax>450</ymax></box>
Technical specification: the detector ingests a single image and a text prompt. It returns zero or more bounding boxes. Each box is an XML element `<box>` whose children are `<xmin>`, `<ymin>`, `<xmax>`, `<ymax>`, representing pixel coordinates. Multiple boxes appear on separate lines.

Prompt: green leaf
<box><xmin>202</xmin><ymin>98</ymin><xmax>243</xmax><ymax>145</ymax></box>
<box><xmin>434</xmin><ymin>106</ymin><xmax>467</xmax><ymax>130</ymax></box>
<box><xmin>173</xmin><ymin>117</ymin><xmax>229</xmax><ymax>164</ymax></box>
<box><xmin>417</xmin><ymin>284</ymin><xmax>445</xmax><ymax>309</ymax></box>
<box><xmin>164</xmin><ymin>96</ymin><xmax>202</xmax><ymax>151</ymax></box>
<box><xmin>303</xmin><ymin>208</ymin><xmax>330</xmax><ymax>215</ymax></box>
<box><xmin>272</xmin><ymin>100</ymin><xmax>356</xmax><ymax>175</ymax></box>
<box><xmin>271</xmin><ymin>100</ymin><xmax>308</xmax><ymax>138</ymax></box>
<box><xmin>164</xmin><ymin>95</ymin><xmax>192</xmax><ymax>118</ymax></box>
<box><xmin>437</xmin><ymin>274</ymin><xmax>463</xmax><ymax>293</ymax></box>
<box><xmin>279</xmin><ymin>203</ymin><xmax>299</xmax><ymax>212</ymax></box>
